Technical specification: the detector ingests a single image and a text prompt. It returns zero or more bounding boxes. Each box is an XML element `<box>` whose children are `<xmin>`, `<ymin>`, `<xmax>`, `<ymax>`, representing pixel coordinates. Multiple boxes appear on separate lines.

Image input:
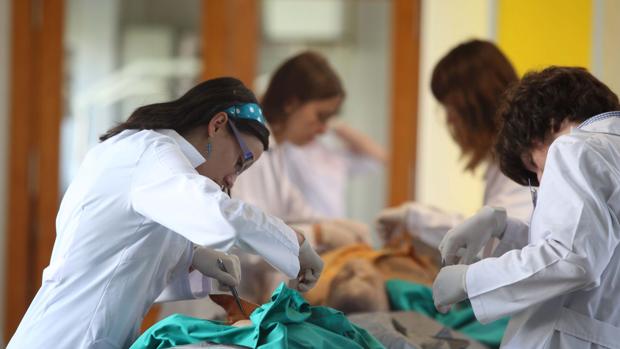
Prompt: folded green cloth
<box><xmin>386</xmin><ymin>279</ymin><xmax>508</xmax><ymax>349</ymax></box>
<box><xmin>131</xmin><ymin>283</ymin><xmax>385</xmax><ymax>349</ymax></box>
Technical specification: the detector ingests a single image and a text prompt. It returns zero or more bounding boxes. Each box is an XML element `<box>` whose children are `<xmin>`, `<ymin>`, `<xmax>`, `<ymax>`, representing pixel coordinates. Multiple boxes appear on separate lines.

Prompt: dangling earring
<box><xmin>206</xmin><ymin>140</ymin><xmax>212</xmax><ymax>159</ymax></box>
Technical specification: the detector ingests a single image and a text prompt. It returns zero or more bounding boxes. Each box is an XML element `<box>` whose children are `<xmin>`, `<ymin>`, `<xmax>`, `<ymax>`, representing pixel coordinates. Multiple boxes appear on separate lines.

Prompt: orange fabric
<box><xmin>305</xmin><ymin>241</ymin><xmax>439</xmax><ymax>305</ymax></box>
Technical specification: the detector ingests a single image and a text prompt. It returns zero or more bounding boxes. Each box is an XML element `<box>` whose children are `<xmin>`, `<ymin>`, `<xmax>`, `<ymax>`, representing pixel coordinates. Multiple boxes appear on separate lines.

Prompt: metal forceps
<box><xmin>216</xmin><ymin>258</ymin><xmax>247</xmax><ymax>317</ymax></box>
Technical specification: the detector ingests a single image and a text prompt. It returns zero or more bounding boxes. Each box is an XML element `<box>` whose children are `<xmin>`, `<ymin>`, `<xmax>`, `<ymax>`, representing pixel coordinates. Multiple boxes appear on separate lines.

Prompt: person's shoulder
<box><xmin>556</xmin><ymin>129</ymin><xmax>615</xmax><ymax>154</ymax></box>
<box><xmin>106</xmin><ymin>128</ymin><xmax>170</xmax><ymax>143</ymax></box>
<box><xmin>128</xmin><ymin>129</ymin><xmax>182</xmax><ymax>149</ymax></box>
<box><xmin>548</xmin><ymin>131</ymin><xmax>619</xmax><ymax>180</ymax></box>
<box><xmin>106</xmin><ymin>130</ymin><xmax>183</xmax><ymax>162</ymax></box>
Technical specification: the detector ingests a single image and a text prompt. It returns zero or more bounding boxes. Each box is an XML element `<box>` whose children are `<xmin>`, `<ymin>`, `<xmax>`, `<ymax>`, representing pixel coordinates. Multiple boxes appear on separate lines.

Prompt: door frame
<box><xmin>5</xmin><ymin>0</ymin><xmax>64</xmax><ymax>338</ymax></box>
<box><xmin>389</xmin><ymin>0</ymin><xmax>421</xmax><ymax>205</ymax></box>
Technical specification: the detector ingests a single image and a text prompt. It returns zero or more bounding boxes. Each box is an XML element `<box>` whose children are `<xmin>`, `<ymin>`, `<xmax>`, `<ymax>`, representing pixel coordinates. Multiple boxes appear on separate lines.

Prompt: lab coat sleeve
<box><xmin>153</xmin><ymin>244</ymin><xmax>212</xmax><ymax>303</ymax></box>
<box><xmin>466</xmin><ymin>138</ymin><xmax>620</xmax><ymax>323</ymax></box>
<box><xmin>492</xmin><ymin>217</ymin><xmax>530</xmax><ymax>256</ymax></box>
<box><xmin>130</xmin><ymin>138</ymin><xmax>300</xmax><ymax>278</ymax></box>
<box><xmin>155</xmin><ymin>270</ymin><xmax>211</xmax><ymax>303</ymax></box>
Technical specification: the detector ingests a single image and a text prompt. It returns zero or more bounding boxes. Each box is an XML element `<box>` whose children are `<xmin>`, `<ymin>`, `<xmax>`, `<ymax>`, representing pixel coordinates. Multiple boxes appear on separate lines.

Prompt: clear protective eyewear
<box><xmin>222</xmin><ymin>119</ymin><xmax>255</xmax><ymax>197</ymax></box>
<box><xmin>227</xmin><ymin>119</ymin><xmax>255</xmax><ymax>175</ymax></box>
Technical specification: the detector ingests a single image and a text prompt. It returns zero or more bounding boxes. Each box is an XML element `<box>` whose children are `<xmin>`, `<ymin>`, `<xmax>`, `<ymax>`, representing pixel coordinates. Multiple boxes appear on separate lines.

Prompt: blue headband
<box><xmin>223</xmin><ymin>103</ymin><xmax>267</xmax><ymax>126</ymax></box>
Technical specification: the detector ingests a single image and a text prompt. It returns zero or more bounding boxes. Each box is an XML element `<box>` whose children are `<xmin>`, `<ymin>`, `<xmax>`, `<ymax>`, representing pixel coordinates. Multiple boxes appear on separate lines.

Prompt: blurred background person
<box><xmin>227</xmin><ymin>51</ymin><xmax>376</xmax><ymax>303</ymax></box>
<box><xmin>376</xmin><ymin>40</ymin><xmax>532</xmax><ymax>249</ymax></box>
<box><xmin>233</xmin><ymin>51</ymin><xmax>375</xmax><ymax>252</ymax></box>
<box><xmin>260</xmin><ymin>51</ymin><xmax>387</xmax><ymax>219</ymax></box>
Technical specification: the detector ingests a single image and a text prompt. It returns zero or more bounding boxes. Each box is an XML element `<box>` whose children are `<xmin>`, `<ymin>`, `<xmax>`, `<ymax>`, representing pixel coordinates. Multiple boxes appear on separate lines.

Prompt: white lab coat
<box><xmin>159</xmin><ymin>136</ymin><xmax>321</xmax><ymax>312</ymax></box>
<box><xmin>282</xmin><ymin>134</ymin><xmax>382</xmax><ymax>218</ymax></box>
<box><xmin>231</xmin><ymin>138</ymin><xmax>324</xmax><ymax>301</ymax></box>
<box><xmin>466</xmin><ymin>112</ymin><xmax>620</xmax><ymax>348</ymax></box>
<box><xmin>231</xmin><ymin>136</ymin><xmax>321</xmax><ymax>224</ymax></box>
<box><xmin>403</xmin><ymin>162</ymin><xmax>532</xmax><ymax>248</ymax></box>
<box><xmin>7</xmin><ymin>129</ymin><xmax>300</xmax><ymax>349</ymax></box>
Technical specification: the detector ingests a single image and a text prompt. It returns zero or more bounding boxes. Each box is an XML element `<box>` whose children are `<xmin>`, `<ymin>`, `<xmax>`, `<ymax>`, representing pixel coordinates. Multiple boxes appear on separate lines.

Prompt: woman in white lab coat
<box><xmin>433</xmin><ymin>67</ymin><xmax>620</xmax><ymax>348</ymax></box>
<box><xmin>255</xmin><ymin>52</ymin><xmax>387</xmax><ymax>219</ymax></box>
<box><xmin>376</xmin><ymin>40</ymin><xmax>531</xmax><ymax>248</ymax></box>
<box><xmin>233</xmin><ymin>51</ymin><xmax>373</xmax><ymax>249</ymax></box>
<box><xmin>7</xmin><ymin>77</ymin><xmax>323</xmax><ymax>349</ymax></box>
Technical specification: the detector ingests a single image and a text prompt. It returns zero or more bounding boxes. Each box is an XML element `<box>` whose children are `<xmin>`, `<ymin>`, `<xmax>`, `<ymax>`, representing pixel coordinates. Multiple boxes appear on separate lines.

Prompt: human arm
<box><xmin>464</xmin><ymin>139</ymin><xmax>620</xmax><ymax>323</ymax></box>
<box><xmin>130</xmin><ymin>137</ymin><xmax>301</xmax><ymax>278</ymax></box>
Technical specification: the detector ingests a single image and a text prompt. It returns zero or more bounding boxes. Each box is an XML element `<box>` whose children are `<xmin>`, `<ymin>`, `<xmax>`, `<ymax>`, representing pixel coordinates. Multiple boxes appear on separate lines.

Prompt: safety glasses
<box><xmin>228</xmin><ymin>119</ymin><xmax>255</xmax><ymax>175</ymax></box>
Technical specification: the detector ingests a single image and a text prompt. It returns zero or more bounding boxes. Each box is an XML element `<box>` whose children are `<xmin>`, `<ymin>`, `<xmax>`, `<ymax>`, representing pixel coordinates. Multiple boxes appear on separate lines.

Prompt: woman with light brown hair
<box><xmin>233</xmin><ymin>51</ymin><xmax>379</xmax><ymax>246</ymax></box>
<box><xmin>257</xmin><ymin>51</ymin><xmax>386</xmax><ymax>219</ymax></box>
<box><xmin>376</xmin><ymin>39</ymin><xmax>531</xmax><ymax>249</ymax></box>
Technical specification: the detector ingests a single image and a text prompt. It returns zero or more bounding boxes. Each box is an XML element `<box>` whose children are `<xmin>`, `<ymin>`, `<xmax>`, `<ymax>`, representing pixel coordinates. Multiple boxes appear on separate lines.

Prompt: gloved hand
<box><xmin>289</xmin><ymin>239</ymin><xmax>324</xmax><ymax>292</ymax></box>
<box><xmin>192</xmin><ymin>246</ymin><xmax>241</xmax><ymax>291</ymax></box>
<box><xmin>438</xmin><ymin>206</ymin><xmax>507</xmax><ymax>265</ymax></box>
<box><xmin>375</xmin><ymin>204</ymin><xmax>411</xmax><ymax>242</ymax></box>
<box><xmin>316</xmin><ymin>219</ymin><xmax>371</xmax><ymax>251</ymax></box>
<box><xmin>432</xmin><ymin>264</ymin><xmax>469</xmax><ymax>313</ymax></box>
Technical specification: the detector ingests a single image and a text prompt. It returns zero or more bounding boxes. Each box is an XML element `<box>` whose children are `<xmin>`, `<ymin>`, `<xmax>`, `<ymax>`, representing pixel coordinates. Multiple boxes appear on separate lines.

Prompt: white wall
<box><xmin>338</xmin><ymin>0</ymin><xmax>390</xmax><ymax>224</ymax></box>
<box><xmin>416</xmin><ymin>0</ymin><xmax>495</xmax><ymax>217</ymax></box>
<box><xmin>62</xmin><ymin>0</ymin><xmax>120</xmax><ymax>190</ymax></box>
<box><xmin>0</xmin><ymin>0</ymin><xmax>11</xmax><ymax>345</ymax></box>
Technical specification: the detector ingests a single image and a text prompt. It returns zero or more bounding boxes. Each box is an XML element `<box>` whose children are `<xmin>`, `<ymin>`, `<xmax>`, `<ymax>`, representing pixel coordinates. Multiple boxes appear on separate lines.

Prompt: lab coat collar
<box><xmin>157</xmin><ymin>129</ymin><xmax>206</xmax><ymax>168</ymax></box>
<box><xmin>577</xmin><ymin>111</ymin><xmax>620</xmax><ymax>136</ymax></box>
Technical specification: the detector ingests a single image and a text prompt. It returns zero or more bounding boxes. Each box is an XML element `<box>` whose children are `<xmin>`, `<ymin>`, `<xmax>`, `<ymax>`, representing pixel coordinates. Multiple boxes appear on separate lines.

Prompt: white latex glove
<box><xmin>317</xmin><ymin>219</ymin><xmax>371</xmax><ymax>250</ymax></box>
<box><xmin>432</xmin><ymin>264</ymin><xmax>469</xmax><ymax>313</ymax></box>
<box><xmin>192</xmin><ymin>246</ymin><xmax>241</xmax><ymax>290</ymax></box>
<box><xmin>374</xmin><ymin>204</ymin><xmax>411</xmax><ymax>242</ymax></box>
<box><xmin>289</xmin><ymin>239</ymin><xmax>324</xmax><ymax>292</ymax></box>
<box><xmin>438</xmin><ymin>206</ymin><xmax>507</xmax><ymax>265</ymax></box>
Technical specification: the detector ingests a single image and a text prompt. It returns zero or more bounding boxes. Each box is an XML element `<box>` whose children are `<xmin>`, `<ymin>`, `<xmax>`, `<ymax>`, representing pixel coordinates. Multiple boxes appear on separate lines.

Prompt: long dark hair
<box><xmin>100</xmin><ymin>77</ymin><xmax>270</xmax><ymax>149</ymax></box>
<box><xmin>261</xmin><ymin>51</ymin><xmax>345</xmax><ymax>127</ymax></box>
<box><xmin>431</xmin><ymin>40</ymin><xmax>518</xmax><ymax>171</ymax></box>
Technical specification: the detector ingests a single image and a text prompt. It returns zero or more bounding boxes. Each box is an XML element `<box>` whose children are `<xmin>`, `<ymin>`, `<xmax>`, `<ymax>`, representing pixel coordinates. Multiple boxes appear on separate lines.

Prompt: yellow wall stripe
<box><xmin>497</xmin><ymin>0</ymin><xmax>592</xmax><ymax>76</ymax></box>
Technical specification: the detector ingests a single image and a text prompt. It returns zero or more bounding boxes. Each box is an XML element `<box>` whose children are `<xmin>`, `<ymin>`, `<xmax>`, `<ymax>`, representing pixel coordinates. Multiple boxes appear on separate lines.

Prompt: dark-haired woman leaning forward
<box><xmin>7</xmin><ymin>77</ymin><xmax>323</xmax><ymax>349</ymax></box>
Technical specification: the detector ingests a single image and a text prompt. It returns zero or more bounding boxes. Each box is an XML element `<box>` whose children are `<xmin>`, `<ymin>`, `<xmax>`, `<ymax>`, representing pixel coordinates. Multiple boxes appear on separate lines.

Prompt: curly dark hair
<box><xmin>431</xmin><ymin>40</ymin><xmax>518</xmax><ymax>171</ymax></box>
<box><xmin>495</xmin><ymin>66</ymin><xmax>620</xmax><ymax>186</ymax></box>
